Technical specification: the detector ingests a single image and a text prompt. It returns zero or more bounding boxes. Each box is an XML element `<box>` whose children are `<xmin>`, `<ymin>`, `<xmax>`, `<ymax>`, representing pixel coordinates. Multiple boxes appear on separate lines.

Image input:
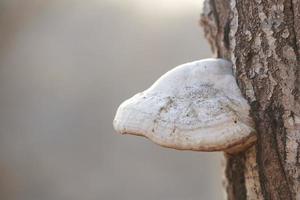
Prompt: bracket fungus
<box><xmin>113</xmin><ymin>58</ymin><xmax>256</xmax><ymax>154</ymax></box>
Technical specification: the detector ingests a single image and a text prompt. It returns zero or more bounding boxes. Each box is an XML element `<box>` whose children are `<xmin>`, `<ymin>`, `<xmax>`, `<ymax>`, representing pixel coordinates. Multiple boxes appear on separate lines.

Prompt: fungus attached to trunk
<box><xmin>113</xmin><ymin>58</ymin><xmax>256</xmax><ymax>154</ymax></box>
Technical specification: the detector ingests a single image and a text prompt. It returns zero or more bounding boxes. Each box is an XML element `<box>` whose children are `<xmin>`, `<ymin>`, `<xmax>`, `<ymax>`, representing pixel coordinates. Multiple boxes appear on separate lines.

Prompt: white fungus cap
<box><xmin>113</xmin><ymin>58</ymin><xmax>256</xmax><ymax>153</ymax></box>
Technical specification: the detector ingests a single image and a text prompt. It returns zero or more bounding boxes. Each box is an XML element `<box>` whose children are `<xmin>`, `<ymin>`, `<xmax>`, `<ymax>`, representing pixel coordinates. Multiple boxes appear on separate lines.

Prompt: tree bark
<box><xmin>200</xmin><ymin>0</ymin><xmax>300</xmax><ymax>199</ymax></box>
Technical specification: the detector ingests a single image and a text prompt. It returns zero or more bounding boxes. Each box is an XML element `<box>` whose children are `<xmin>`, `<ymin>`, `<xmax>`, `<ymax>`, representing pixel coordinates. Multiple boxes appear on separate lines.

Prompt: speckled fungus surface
<box><xmin>113</xmin><ymin>58</ymin><xmax>256</xmax><ymax>154</ymax></box>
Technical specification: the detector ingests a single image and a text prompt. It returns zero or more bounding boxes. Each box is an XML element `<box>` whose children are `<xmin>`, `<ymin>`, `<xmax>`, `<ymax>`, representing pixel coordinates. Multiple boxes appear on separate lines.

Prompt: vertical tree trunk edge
<box><xmin>200</xmin><ymin>0</ymin><xmax>300</xmax><ymax>199</ymax></box>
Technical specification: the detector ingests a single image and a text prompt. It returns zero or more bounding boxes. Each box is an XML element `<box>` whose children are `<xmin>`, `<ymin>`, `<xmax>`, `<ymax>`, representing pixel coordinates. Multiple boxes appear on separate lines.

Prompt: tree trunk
<box><xmin>200</xmin><ymin>0</ymin><xmax>300</xmax><ymax>199</ymax></box>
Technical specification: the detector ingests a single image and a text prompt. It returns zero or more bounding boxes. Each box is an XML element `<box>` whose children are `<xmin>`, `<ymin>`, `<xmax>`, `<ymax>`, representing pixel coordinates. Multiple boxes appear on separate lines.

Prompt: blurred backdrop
<box><xmin>0</xmin><ymin>0</ymin><xmax>224</xmax><ymax>199</ymax></box>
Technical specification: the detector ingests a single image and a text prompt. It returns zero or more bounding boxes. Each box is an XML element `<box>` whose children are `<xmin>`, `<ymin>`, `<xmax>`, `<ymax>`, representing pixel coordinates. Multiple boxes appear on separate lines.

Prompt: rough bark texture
<box><xmin>200</xmin><ymin>0</ymin><xmax>300</xmax><ymax>199</ymax></box>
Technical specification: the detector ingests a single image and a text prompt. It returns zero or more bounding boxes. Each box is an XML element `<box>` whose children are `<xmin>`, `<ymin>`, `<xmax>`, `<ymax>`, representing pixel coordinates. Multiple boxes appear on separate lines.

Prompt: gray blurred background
<box><xmin>0</xmin><ymin>0</ymin><xmax>224</xmax><ymax>199</ymax></box>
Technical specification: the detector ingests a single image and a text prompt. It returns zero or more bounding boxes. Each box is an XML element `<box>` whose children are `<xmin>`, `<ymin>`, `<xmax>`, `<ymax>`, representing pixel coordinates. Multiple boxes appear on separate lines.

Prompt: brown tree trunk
<box><xmin>200</xmin><ymin>0</ymin><xmax>300</xmax><ymax>199</ymax></box>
